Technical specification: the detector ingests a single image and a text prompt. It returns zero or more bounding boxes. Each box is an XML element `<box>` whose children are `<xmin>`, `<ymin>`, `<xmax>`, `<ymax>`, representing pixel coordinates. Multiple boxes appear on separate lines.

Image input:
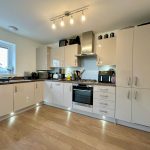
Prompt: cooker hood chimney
<box><xmin>77</xmin><ymin>31</ymin><xmax>96</xmax><ymax>56</ymax></box>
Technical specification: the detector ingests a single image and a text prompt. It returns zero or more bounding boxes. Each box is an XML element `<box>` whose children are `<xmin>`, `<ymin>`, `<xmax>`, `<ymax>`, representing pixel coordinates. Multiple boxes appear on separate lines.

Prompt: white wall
<box><xmin>0</xmin><ymin>28</ymin><xmax>41</xmax><ymax>76</ymax></box>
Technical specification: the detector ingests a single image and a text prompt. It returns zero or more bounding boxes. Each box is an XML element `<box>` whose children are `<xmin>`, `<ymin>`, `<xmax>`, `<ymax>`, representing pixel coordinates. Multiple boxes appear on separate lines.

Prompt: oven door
<box><xmin>73</xmin><ymin>85</ymin><xmax>93</xmax><ymax>105</ymax></box>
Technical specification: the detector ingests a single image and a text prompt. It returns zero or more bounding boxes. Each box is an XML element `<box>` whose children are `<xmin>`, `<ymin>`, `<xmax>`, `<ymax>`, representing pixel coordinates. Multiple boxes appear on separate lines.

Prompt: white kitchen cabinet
<box><xmin>93</xmin><ymin>86</ymin><xmax>116</xmax><ymax>118</ymax></box>
<box><xmin>115</xmin><ymin>87</ymin><xmax>132</xmax><ymax>122</ymax></box>
<box><xmin>35</xmin><ymin>81</ymin><xmax>44</xmax><ymax>103</ymax></box>
<box><xmin>96</xmin><ymin>37</ymin><xmax>116</xmax><ymax>66</ymax></box>
<box><xmin>116</xmin><ymin>28</ymin><xmax>134</xmax><ymax>87</ymax></box>
<box><xmin>14</xmin><ymin>82</ymin><xmax>35</xmax><ymax>111</ymax></box>
<box><xmin>36</xmin><ymin>46</ymin><xmax>51</xmax><ymax>70</ymax></box>
<box><xmin>63</xmin><ymin>83</ymin><xmax>72</xmax><ymax>108</ymax></box>
<box><xmin>0</xmin><ymin>84</ymin><xmax>13</xmax><ymax>116</ymax></box>
<box><xmin>51</xmin><ymin>47</ymin><xmax>65</xmax><ymax>67</ymax></box>
<box><xmin>64</xmin><ymin>44</ymin><xmax>80</xmax><ymax>67</ymax></box>
<box><xmin>44</xmin><ymin>81</ymin><xmax>53</xmax><ymax>104</ymax></box>
<box><xmin>133</xmin><ymin>24</ymin><xmax>150</xmax><ymax>89</ymax></box>
<box><xmin>132</xmin><ymin>88</ymin><xmax>150</xmax><ymax>127</ymax></box>
<box><xmin>52</xmin><ymin>82</ymin><xmax>64</xmax><ymax>106</ymax></box>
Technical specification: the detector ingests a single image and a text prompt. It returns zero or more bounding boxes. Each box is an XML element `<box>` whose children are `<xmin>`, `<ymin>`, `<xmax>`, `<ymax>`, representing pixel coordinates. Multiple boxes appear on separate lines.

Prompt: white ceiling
<box><xmin>0</xmin><ymin>0</ymin><xmax>150</xmax><ymax>44</ymax></box>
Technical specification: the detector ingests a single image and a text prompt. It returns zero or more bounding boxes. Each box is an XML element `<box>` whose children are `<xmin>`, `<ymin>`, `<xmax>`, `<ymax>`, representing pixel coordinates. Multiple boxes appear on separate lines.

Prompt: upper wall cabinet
<box><xmin>50</xmin><ymin>47</ymin><xmax>65</xmax><ymax>67</ymax></box>
<box><xmin>133</xmin><ymin>24</ymin><xmax>150</xmax><ymax>89</ymax></box>
<box><xmin>50</xmin><ymin>44</ymin><xmax>80</xmax><ymax>67</ymax></box>
<box><xmin>116</xmin><ymin>28</ymin><xmax>134</xmax><ymax>87</ymax></box>
<box><xmin>96</xmin><ymin>37</ymin><xmax>116</xmax><ymax>66</ymax></box>
<box><xmin>64</xmin><ymin>44</ymin><xmax>80</xmax><ymax>67</ymax></box>
<box><xmin>36</xmin><ymin>46</ymin><xmax>50</xmax><ymax>70</ymax></box>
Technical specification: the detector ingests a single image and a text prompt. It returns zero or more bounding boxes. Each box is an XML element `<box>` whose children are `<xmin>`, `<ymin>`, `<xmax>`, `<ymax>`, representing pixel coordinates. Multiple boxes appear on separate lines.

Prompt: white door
<box><xmin>115</xmin><ymin>87</ymin><xmax>132</xmax><ymax>122</ymax></box>
<box><xmin>44</xmin><ymin>81</ymin><xmax>53</xmax><ymax>104</ymax></box>
<box><xmin>14</xmin><ymin>83</ymin><xmax>26</xmax><ymax>111</ymax></box>
<box><xmin>96</xmin><ymin>37</ymin><xmax>116</xmax><ymax>66</ymax></box>
<box><xmin>52</xmin><ymin>82</ymin><xmax>64</xmax><ymax>106</ymax></box>
<box><xmin>0</xmin><ymin>84</ymin><xmax>13</xmax><ymax>116</ymax></box>
<box><xmin>65</xmin><ymin>44</ymin><xmax>79</xmax><ymax>67</ymax></box>
<box><xmin>132</xmin><ymin>88</ymin><xmax>150</xmax><ymax>127</ymax></box>
<box><xmin>51</xmin><ymin>47</ymin><xmax>64</xmax><ymax>67</ymax></box>
<box><xmin>116</xmin><ymin>28</ymin><xmax>134</xmax><ymax>87</ymax></box>
<box><xmin>133</xmin><ymin>24</ymin><xmax>150</xmax><ymax>89</ymax></box>
<box><xmin>24</xmin><ymin>82</ymin><xmax>35</xmax><ymax>107</ymax></box>
<box><xmin>63</xmin><ymin>83</ymin><xmax>72</xmax><ymax>108</ymax></box>
<box><xmin>35</xmin><ymin>82</ymin><xmax>44</xmax><ymax>103</ymax></box>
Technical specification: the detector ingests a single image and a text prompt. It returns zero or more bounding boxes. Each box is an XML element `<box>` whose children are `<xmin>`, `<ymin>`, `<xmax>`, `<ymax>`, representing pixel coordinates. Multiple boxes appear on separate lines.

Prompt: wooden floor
<box><xmin>0</xmin><ymin>105</ymin><xmax>150</xmax><ymax>150</ymax></box>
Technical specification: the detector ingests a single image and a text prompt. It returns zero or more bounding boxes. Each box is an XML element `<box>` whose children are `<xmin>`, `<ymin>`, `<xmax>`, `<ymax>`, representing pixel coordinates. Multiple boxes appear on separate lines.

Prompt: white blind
<box><xmin>0</xmin><ymin>47</ymin><xmax>8</xmax><ymax>68</ymax></box>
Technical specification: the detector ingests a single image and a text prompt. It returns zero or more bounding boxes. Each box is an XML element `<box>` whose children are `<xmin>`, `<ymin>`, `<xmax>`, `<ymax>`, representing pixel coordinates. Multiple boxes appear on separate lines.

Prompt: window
<box><xmin>0</xmin><ymin>40</ymin><xmax>16</xmax><ymax>75</ymax></box>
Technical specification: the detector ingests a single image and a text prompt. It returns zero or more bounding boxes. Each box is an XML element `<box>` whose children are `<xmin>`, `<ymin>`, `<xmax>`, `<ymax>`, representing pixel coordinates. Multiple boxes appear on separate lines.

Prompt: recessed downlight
<box><xmin>8</xmin><ymin>26</ymin><xmax>18</xmax><ymax>31</ymax></box>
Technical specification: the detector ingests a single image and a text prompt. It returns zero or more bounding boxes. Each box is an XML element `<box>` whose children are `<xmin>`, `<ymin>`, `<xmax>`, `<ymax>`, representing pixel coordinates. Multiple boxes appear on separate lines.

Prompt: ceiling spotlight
<box><xmin>60</xmin><ymin>18</ymin><xmax>65</xmax><ymax>27</ymax></box>
<box><xmin>81</xmin><ymin>11</ymin><xmax>86</xmax><ymax>22</ymax></box>
<box><xmin>70</xmin><ymin>16</ymin><xmax>74</xmax><ymax>25</ymax></box>
<box><xmin>51</xmin><ymin>21</ymin><xmax>56</xmax><ymax>30</ymax></box>
<box><xmin>8</xmin><ymin>26</ymin><xmax>18</xmax><ymax>31</ymax></box>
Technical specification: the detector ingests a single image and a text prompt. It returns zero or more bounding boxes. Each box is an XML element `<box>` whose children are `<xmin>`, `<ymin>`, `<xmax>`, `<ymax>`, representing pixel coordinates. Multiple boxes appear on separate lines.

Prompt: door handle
<box><xmin>15</xmin><ymin>86</ymin><xmax>17</xmax><ymax>93</ymax></box>
<box><xmin>70</xmin><ymin>85</ymin><xmax>72</xmax><ymax>92</ymax></box>
<box><xmin>134</xmin><ymin>91</ymin><xmax>138</xmax><ymax>100</ymax></box>
<box><xmin>127</xmin><ymin>90</ymin><xmax>130</xmax><ymax>99</ymax></box>
<box><xmin>36</xmin><ymin>83</ymin><xmax>38</xmax><ymax>88</ymax></box>
<box><xmin>134</xmin><ymin>76</ymin><xmax>138</xmax><ymax>86</ymax></box>
<box><xmin>128</xmin><ymin>77</ymin><xmax>131</xmax><ymax>86</ymax></box>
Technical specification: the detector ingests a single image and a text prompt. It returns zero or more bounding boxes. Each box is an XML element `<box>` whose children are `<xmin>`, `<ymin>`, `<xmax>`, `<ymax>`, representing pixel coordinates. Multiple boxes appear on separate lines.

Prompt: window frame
<box><xmin>0</xmin><ymin>40</ymin><xmax>16</xmax><ymax>75</ymax></box>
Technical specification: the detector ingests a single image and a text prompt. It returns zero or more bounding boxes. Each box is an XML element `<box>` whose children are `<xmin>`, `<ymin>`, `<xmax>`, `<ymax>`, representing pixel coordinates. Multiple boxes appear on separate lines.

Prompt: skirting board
<box><xmin>44</xmin><ymin>101</ymin><xmax>150</xmax><ymax>132</ymax></box>
<box><xmin>0</xmin><ymin>102</ymin><xmax>43</xmax><ymax>122</ymax></box>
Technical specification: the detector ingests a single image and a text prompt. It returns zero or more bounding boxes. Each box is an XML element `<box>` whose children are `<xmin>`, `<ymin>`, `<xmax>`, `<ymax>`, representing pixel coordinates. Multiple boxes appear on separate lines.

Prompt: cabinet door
<box><xmin>51</xmin><ymin>47</ymin><xmax>64</xmax><ymax>67</ymax></box>
<box><xmin>63</xmin><ymin>83</ymin><xmax>72</xmax><ymax>108</ymax></box>
<box><xmin>133</xmin><ymin>24</ymin><xmax>150</xmax><ymax>89</ymax></box>
<box><xmin>24</xmin><ymin>82</ymin><xmax>35</xmax><ymax>107</ymax></box>
<box><xmin>14</xmin><ymin>83</ymin><xmax>26</xmax><ymax>111</ymax></box>
<box><xmin>44</xmin><ymin>81</ymin><xmax>53</xmax><ymax>104</ymax></box>
<box><xmin>0</xmin><ymin>84</ymin><xmax>13</xmax><ymax>116</ymax></box>
<box><xmin>65</xmin><ymin>44</ymin><xmax>79</xmax><ymax>67</ymax></box>
<box><xmin>96</xmin><ymin>37</ymin><xmax>116</xmax><ymax>66</ymax></box>
<box><xmin>132</xmin><ymin>88</ymin><xmax>150</xmax><ymax>127</ymax></box>
<box><xmin>115</xmin><ymin>87</ymin><xmax>132</xmax><ymax>122</ymax></box>
<box><xmin>52</xmin><ymin>82</ymin><xmax>64</xmax><ymax>106</ymax></box>
<box><xmin>35</xmin><ymin>82</ymin><xmax>44</xmax><ymax>103</ymax></box>
<box><xmin>116</xmin><ymin>28</ymin><xmax>134</xmax><ymax>87</ymax></box>
<box><xmin>36</xmin><ymin>46</ymin><xmax>50</xmax><ymax>70</ymax></box>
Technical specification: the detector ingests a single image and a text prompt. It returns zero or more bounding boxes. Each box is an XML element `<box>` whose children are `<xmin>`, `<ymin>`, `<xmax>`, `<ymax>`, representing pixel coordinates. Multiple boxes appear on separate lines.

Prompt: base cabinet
<box><xmin>0</xmin><ymin>84</ymin><xmax>13</xmax><ymax>116</ymax></box>
<box><xmin>115</xmin><ymin>87</ymin><xmax>132</xmax><ymax>122</ymax></box>
<box><xmin>35</xmin><ymin>81</ymin><xmax>44</xmax><ymax>103</ymax></box>
<box><xmin>52</xmin><ymin>82</ymin><xmax>64</xmax><ymax>106</ymax></box>
<box><xmin>132</xmin><ymin>88</ymin><xmax>150</xmax><ymax>127</ymax></box>
<box><xmin>14</xmin><ymin>83</ymin><xmax>35</xmax><ymax>111</ymax></box>
<box><xmin>63</xmin><ymin>83</ymin><xmax>72</xmax><ymax>108</ymax></box>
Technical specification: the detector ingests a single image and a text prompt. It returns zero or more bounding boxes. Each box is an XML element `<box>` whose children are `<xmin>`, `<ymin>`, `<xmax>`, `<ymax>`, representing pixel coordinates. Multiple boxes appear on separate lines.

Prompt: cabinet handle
<box><xmin>100</xmin><ymin>95</ymin><xmax>108</xmax><ymax>98</ymax></box>
<box><xmin>75</xmin><ymin>59</ymin><xmax>77</xmax><ymax>66</ymax></box>
<box><xmin>134</xmin><ymin>76</ymin><xmax>138</xmax><ymax>86</ymax></box>
<box><xmin>56</xmin><ymin>83</ymin><xmax>60</xmax><ymax>86</ymax></box>
<box><xmin>36</xmin><ymin>83</ymin><xmax>38</xmax><ymax>89</ymax></box>
<box><xmin>100</xmin><ymin>102</ymin><xmax>108</xmax><ymax>106</ymax></box>
<box><xmin>70</xmin><ymin>85</ymin><xmax>72</xmax><ymax>92</ymax></box>
<box><xmin>128</xmin><ymin>77</ymin><xmax>131</xmax><ymax>86</ymax></box>
<box><xmin>127</xmin><ymin>90</ymin><xmax>130</xmax><ymax>99</ymax></box>
<box><xmin>15</xmin><ymin>86</ymin><xmax>17</xmax><ymax>93</ymax></box>
<box><xmin>100</xmin><ymin>110</ymin><xmax>107</xmax><ymax>113</ymax></box>
<box><xmin>50</xmin><ymin>83</ymin><xmax>52</xmax><ymax>88</ymax></box>
<box><xmin>134</xmin><ymin>91</ymin><xmax>138</xmax><ymax>100</ymax></box>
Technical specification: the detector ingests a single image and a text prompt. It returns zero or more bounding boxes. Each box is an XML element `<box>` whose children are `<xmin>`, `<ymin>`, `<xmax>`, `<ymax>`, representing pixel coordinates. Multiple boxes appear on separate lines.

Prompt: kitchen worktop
<box><xmin>0</xmin><ymin>79</ymin><xmax>115</xmax><ymax>86</ymax></box>
<box><xmin>0</xmin><ymin>79</ymin><xmax>45</xmax><ymax>85</ymax></box>
<box><xmin>45</xmin><ymin>79</ymin><xmax>116</xmax><ymax>86</ymax></box>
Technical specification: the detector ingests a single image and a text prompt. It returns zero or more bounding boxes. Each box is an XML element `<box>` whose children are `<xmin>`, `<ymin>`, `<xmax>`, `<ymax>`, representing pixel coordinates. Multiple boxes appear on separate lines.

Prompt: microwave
<box><xmin>98</xmin><ymin>71</ymin><xmax>115</xmax><ymax>83</ymax></box>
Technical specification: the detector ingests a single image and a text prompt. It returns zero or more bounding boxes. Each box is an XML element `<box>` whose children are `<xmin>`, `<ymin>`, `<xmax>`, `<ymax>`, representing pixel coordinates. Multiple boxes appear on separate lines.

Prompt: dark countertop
<box><xmin>45</xmin><ymin>79</ymin><xmax>116</xmax><ymax>86</ymax></box>
<box><xmin>0</xmin><ymin>79</ymin><xmax>116</xmax><ymax>86</ymax></box>
<box><xmin>0</xmin><ymin>79</ymin><xmax>45</xmax><ymax>85</ymax></box>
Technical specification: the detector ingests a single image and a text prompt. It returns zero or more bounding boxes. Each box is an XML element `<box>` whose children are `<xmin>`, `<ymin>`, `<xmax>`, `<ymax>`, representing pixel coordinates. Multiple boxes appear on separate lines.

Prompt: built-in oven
<box><xmin>72</xmin><ymin>84</ymin><xmax>93</xmax><ymax>106</ymax></box>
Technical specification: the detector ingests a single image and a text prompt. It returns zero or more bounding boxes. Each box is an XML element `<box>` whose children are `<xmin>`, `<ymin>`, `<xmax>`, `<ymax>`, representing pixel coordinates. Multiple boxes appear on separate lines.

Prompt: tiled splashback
<box><xmin>51</xmin><ymin>57</ymin><xmax>115</xmax><ymax>81</ymax></box>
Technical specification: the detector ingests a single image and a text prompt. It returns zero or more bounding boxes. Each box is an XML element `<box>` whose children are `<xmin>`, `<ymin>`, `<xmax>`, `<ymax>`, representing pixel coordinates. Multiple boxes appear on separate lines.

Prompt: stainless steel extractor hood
<box><xmin>77</xmin><ymin>31</ymin><xmax>96</xmax><ymax>57</ymax></box>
